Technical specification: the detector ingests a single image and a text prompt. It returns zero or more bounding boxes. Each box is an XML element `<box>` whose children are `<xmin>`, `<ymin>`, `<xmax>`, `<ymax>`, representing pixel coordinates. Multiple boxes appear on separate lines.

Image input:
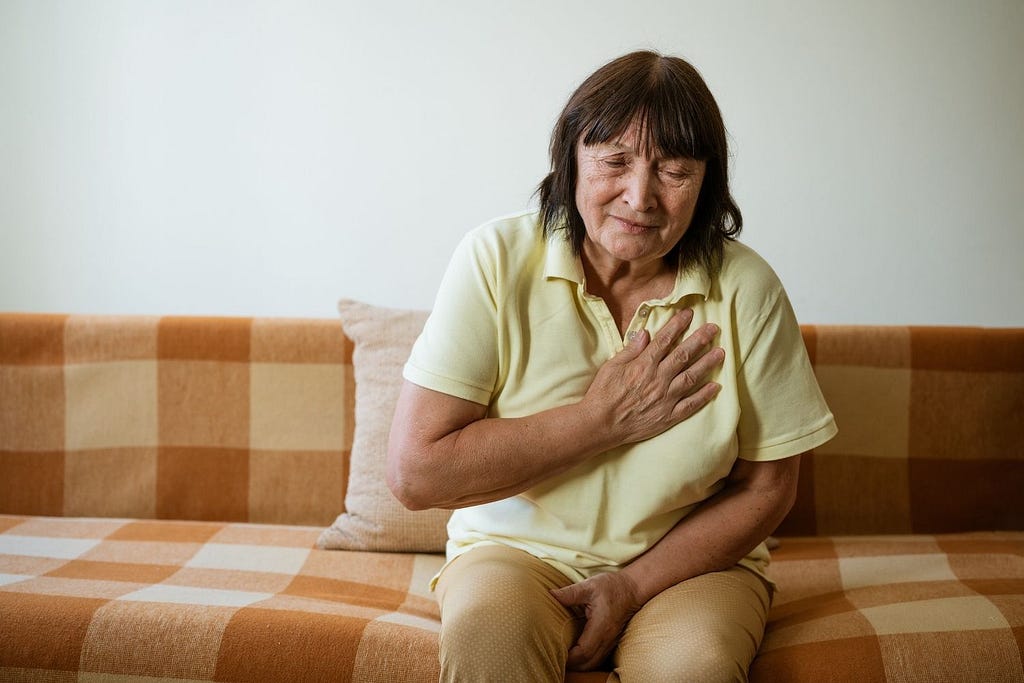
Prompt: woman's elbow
<box><xmin>764</xmin><ymin>456</ymin><xmax>801</xmax><ymax>524</ymax></box>
<box><xmin>385</xmin><ymin>440</ymin><xmax>435</xmax><ymax>511</ymax></box>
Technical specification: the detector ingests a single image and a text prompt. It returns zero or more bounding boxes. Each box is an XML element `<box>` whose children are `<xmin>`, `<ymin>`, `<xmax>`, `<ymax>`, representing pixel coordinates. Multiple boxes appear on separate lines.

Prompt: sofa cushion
<box><xmin>751</xmin><ymin>533</ymin><xmax>1024</xmax><ymax>681</ymax></box>
<box><xmin>0</xmin><ymin>514</ymin><xmax>445</xmax><ymax>681</ymax></box>
<box><xmin>317</xmin><ymin>300</ymin><xmax>452</xmax><ymax>553</ymax></box>
<box><xmin>2</xmin><ymin>515</ymin><xmax>1021</xmax><ymax>682</ymax></box>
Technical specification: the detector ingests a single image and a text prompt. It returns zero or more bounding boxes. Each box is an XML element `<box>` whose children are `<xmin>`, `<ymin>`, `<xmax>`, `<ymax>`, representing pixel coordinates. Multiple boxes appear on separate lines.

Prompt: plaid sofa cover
<box><xmin>1</xmin><ymin>313</ymin><xmax>1022</xmax><ymax>682</ymax></box>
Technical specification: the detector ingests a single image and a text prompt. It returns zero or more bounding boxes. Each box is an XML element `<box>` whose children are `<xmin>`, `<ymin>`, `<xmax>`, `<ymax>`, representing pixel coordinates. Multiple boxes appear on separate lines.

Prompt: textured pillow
<box><xmin>317</xmin><ymin>299</ymin><xmax>451</xmax><ymax>552</ymax></box>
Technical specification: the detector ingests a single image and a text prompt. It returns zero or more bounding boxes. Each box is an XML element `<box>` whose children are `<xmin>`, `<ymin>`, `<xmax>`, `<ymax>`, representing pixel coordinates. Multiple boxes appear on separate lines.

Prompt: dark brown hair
<box><xmin>537</xmin><ymin>50</ymin><xmax>742</xmax><ymax>275</ymax></box>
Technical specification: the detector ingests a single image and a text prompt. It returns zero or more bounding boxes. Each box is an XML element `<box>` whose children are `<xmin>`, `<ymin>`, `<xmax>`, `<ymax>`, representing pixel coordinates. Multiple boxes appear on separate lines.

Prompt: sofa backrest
<box><xmin>1</xmin><ymin>313</ymin><xmax>1022</xmax><ymax>535</ymax></box>
<box><xmin>0</xmin><ymin>314</ymin><xmax>353</xmax><ymax>526</ymax></box>
<box><xmin>777</xmin><ymin>325</ymin><xmax>1024</xmax><ymax>535</ymax></box>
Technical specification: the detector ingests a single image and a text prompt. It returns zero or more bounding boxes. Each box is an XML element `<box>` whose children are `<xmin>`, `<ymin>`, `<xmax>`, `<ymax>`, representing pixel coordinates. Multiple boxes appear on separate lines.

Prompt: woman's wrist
<box><xmin>619</xmin><ymin>559</ymin><xmax>680</xmax><ymax>606</ymax></box>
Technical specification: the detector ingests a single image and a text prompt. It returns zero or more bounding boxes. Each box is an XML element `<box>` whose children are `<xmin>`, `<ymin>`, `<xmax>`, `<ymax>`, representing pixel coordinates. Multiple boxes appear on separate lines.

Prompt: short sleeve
<box><xmin>403</xmin><ymin>229</ymin><xmax>500</xmax><ymax>406</ymax></box>
<box><xmin>735</xmin><ymin>286</ymin><xmax>837</xmax><ymax>461</ymax></box>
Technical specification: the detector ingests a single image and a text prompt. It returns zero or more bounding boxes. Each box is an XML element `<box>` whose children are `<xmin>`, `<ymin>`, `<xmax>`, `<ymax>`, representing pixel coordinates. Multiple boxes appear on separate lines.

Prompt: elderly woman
<box><xmin>387</xmin><ymin>51</ymin><xmax>837</xmax><ymax>681</ymax></box>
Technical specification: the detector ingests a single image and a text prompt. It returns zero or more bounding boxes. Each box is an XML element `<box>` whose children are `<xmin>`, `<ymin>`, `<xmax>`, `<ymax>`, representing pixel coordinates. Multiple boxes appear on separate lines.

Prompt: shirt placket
<box><xmin>625</xmin><ymin>304</ymin><xmax>652</xmax><ymax>345</ymax></box>
<box><xmin>581</xmin><ymin>286</ymin><xmax>656</xmax><ymax>354</ymax></box>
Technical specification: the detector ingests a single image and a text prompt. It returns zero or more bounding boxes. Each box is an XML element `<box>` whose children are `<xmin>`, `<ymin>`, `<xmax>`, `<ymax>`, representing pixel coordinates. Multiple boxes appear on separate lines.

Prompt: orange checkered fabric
<box><xmin>780</xmin><ymin>325</ymin><xmax>1024</xmax><ymax>536</ymax></box>
<box><xmin>0</xmin><ymin>314</ymin><xmax>354</xmax><ymax>525</ymax></box>
<box><xmin>0</xmin><ymin>515</ymin><xmax>444</xmax><ymax>681</ymax></box>
<box><xmin>2</xmin><ymin>313</ymin><xmax>1023</xmax><ymax>682</ymax></box>
<box><xmin>1</xmin><ymin>514</ymin><xmax>1020</xmax><ymax>682</ymax></box>
<box><xmin>754</xmin><ymin>533</ymin><xmax>1024</xmax><ymax>681</ymax></box>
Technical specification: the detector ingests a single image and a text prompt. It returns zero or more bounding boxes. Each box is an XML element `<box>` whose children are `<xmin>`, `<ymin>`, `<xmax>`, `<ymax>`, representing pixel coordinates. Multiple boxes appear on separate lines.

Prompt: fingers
<box><xmin>671</xmin><ymin>378</ymin><xmax>723</xmax><ymax>421</ymax></box>
<box><xmin>644</xmin><ymin>308</ymin><xmax>695</xmax><ymax>361</ymax></box>
<box><xmin>567</xmin><ymin>626</ymin><xmax>616</xmax><ymax>671</ymax></box>
<box><xmin>649</xmin><ymin>313</ymin><xmax>725</xmax><ymax>423</ymax></box>
<box><xmin>551</xmin><ymin>584</ymin><xmax>607</xmax><ymax>669</ymax></box>
<box><xmin>564</xmin><ymin>599</ymin><xmax>618</xmax><ymax>671</ymax></box>
<box><xmin>549</xmin><ymin>583</ymin><xmax>581</xmax><ymax>608</ymax></box>
<box><xmin>644</xmin><ymin>310</ymin><xmax>723</xmax><ymax>387</ymax></box>
<box><xmin>645</xmin><ymin>310</ymin><xmax>719</xmax><ymax>372</ymax></box>
<box><xmin>615</xmin><ymin>327</ymin><xmax>650</xmax><ymax>363</ymax></box>
<box><xmin>665</xmin><ymin>343</ymin><xmax>724</xmax><ymax>396</ymax></box>
<box><xmin>553</xmin><ymin>575</ymin><xmax>641</xmax><ymax>672</ymax></box>
<box><xmin>661</xmin><ymin>322</ymin><xmax>720</xmax><ymax>372</ymax></box>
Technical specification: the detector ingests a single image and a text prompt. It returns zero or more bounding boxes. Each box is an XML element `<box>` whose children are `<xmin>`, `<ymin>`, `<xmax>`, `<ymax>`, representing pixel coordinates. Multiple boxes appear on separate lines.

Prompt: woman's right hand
<box><xmin>582</xmin><ymin>309</ymin><xmax>725</xmax><ymax>446</ymax></box>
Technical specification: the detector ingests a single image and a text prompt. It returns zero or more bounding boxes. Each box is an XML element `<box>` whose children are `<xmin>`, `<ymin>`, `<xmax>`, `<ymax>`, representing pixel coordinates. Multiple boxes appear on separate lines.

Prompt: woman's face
<box><xmin>575</xmin><ymin>121</ymin><xmax>706</xmax><ymax>272</ymax></box>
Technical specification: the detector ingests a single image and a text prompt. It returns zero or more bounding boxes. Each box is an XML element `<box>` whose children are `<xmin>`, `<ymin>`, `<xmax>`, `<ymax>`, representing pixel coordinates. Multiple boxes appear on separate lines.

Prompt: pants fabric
<box><xmin>435</xmin><ymin>544</ymin><xmax>772</xmax><ymax>683</ymax></box>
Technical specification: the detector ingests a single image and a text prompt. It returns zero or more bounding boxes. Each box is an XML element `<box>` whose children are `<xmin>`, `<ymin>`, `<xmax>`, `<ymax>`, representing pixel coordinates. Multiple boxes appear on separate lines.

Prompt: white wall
<box><xmin>2</xmin><ymin>0</ymin><xmax>1022</xmax><ymax>326</ymax></box>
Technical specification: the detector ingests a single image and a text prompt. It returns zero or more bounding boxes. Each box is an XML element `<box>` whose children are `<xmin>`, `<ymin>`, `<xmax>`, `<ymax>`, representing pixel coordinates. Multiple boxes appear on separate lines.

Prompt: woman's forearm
<box><xmin>388</xmin><ymin>387</ymin><xmax>620</xmax><ymax>510</ymax></box>
<box><xmin>620</xmin><ymin>455</ymin><xmax>800</xmax><ymax>604</ymax></box>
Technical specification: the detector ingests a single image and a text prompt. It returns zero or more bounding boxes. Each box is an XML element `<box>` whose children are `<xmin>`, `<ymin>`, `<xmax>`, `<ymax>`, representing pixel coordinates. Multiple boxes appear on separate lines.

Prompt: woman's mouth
<box><xmin>613</xmin><ymin>216</ymin><xmax>657</xmax><ymax>234</ymax></box>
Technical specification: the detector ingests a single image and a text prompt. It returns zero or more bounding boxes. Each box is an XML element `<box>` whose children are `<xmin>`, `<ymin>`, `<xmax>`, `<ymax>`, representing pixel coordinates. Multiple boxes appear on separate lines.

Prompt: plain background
<box><xmin>2</xmin><ymin>1</ymin><xmax>1022</xmax><ymax>326</ymax></box>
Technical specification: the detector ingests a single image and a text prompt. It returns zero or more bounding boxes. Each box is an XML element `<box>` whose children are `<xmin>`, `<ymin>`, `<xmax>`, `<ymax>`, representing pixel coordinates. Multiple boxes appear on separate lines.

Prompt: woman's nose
<box><xmin>623</xmin><ymin>167</ymin><xmax>657</xmax><ymax>212</ymax></box>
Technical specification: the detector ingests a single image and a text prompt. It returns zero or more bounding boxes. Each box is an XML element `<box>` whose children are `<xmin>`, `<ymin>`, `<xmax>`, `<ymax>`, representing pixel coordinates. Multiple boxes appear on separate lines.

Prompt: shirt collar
<box><xmin>544</xmin><ymin>230</ymin><xmax>710</xmax><ymax>303</ymax></box>
<box><xmin>544</xmin><ymin>230</ymin><xmax>585</xmax><ymax>284</ymax></box>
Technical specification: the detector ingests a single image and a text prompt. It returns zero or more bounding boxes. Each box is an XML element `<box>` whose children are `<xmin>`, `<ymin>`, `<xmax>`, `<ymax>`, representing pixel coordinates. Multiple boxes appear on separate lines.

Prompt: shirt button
<box><xmin>638</xmin><ymin>306</ymin><xmax>650</xmax><ymax>318</ymax></box>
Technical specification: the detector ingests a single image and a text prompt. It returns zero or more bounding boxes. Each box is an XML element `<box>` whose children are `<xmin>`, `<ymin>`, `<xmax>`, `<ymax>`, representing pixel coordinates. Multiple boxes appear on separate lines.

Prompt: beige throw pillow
<box><xmin>317</xmin><ymin>299</ymin><xmax>451</xmax><ymax>552</ymax></box>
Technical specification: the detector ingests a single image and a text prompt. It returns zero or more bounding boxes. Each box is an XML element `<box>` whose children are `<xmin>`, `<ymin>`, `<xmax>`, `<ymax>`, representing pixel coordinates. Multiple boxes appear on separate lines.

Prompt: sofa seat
<box><xmin>753</xmin><ymin>533</ymin><xmax>1024</xmax><ymax>682</ymax></box>
<box><xmin>0</xmin><ymin>514</ymin><xmax>446</xmax><ymax>682</ymax></box>
<box><xmin>2</xmin><ymin>513</ymin><xmax>1021</xmax><ymax>682</ymax></box>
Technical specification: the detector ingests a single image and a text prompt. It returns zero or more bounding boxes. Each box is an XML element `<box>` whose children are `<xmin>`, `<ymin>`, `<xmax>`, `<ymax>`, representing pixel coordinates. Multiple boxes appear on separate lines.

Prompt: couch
<box><xmin>1</xmin><ymin>304</ymin><xmax>1022</xmax><ymax>682</ymax></box>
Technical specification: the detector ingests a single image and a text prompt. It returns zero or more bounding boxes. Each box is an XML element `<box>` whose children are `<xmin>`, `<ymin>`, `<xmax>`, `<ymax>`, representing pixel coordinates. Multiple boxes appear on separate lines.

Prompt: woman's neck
<box><xmin>581</xmin><ymin>242</ymin><xmax>674</xmax><ymax>296</ymax></box>
<box><xmin>581</xmin><ymin>247</ymin><xmax>677</xmax><ymax>335</ymax></box>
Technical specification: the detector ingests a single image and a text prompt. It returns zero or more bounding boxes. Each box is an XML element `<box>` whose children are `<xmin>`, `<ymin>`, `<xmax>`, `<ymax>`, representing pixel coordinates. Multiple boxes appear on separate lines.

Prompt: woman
<box><xmin>387</xmin><ymin>51</ymin><xmax>837</xmax><ymax>682</ymax></box>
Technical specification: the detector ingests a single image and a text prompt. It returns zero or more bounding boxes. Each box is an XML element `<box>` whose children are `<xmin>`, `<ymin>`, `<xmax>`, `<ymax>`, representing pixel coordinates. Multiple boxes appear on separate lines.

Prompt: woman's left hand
<box><xmin>550</xmin><ymin>571</ymin><xmax>645</xmax><ymax>671</ymax></box>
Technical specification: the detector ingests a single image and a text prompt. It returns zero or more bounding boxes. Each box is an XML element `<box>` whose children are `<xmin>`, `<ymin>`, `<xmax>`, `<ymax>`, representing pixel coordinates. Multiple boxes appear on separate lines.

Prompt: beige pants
<box><xmin>435</xmin><ymin>545</ymin><xmax>771</xmax><ymax>683</ymax></box>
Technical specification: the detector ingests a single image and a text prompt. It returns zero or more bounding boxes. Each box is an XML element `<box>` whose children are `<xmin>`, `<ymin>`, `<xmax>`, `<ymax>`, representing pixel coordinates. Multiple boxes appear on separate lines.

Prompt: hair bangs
<box><xmin>579</xmin><ymin>66</ymin><xmax>712</xmax><ymax>161</ymax></box>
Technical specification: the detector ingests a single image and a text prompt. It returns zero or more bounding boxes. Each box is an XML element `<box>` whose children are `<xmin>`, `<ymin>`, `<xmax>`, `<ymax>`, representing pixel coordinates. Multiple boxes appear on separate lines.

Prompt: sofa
<box><xmin>1</xmin><ymin>303</ymin><xmax>1022</xmax><ymax>682</ymax></box>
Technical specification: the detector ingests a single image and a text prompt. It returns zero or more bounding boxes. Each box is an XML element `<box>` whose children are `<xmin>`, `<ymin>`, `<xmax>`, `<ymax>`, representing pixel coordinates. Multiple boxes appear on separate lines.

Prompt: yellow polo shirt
<box><xmin>405</xmin><ymin>210</ymin><xmax>837</xmax><ymax>583</ymax></box>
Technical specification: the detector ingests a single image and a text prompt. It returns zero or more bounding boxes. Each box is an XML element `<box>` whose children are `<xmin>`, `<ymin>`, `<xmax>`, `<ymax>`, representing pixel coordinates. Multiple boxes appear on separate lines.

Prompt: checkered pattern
<box><xmin>753</xmin><ymin>533</ymin><xmax>1024</xmax><ymax>682</ymax></box>
<box><xmin>0</xmin><ymin>514</ymin><xmax>444</xmax><ymax>681</ymax></box>
<box><xmin>2</xmin><ymin>313</ymin><xmax>1023</xmax><ymax>681</ymax></box>
<box><xmin>1</xmin><ymin>516</ymin><xmax>1020</xmax><ymax>681</ymax></box>
<box><xmin>781</xmin><ymin>325</ymin><xmax>1024</xmax><ymax>536</ymax></box>
<box><xmin>0</xmin><ymin>314</ymin><xmax>354</xmax><ymax>525</ymax></box>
